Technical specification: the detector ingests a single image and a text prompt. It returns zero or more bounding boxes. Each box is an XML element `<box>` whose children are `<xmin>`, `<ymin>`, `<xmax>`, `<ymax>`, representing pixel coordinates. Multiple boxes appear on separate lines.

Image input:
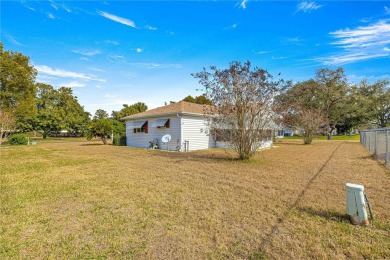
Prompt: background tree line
<box><xmin>275</xmin><ymin>67</ymin><xmax>390</xmax><ymax>144</ymax></box>
<box><xmin>1</xmin><ymin>43</ymin><xmax>389</xmax><ymax>150</ymax></box>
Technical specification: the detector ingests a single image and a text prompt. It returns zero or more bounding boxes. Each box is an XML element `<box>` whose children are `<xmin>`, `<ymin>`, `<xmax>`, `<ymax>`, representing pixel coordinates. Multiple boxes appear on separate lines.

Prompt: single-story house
<box><xmin>275</xmin><ymin>127</ymin><xmax>296</xmax><ymax>138</ymax></box>
<box><xmin>121</xmin><ymin>101</ymin><xmax>273</xmax><ymax>151</ymax></box>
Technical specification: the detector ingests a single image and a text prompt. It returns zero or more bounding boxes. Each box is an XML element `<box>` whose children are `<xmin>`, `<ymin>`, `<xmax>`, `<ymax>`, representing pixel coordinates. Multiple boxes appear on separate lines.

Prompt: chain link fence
<box><xmin>360</xmin><ymin>128</ymin><xmax>390</xmax><ymax>167</ymax></box>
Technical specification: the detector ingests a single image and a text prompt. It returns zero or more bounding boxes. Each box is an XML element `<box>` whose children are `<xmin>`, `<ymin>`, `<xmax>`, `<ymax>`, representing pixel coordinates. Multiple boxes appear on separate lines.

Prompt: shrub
<box><xmin>9</xmin><ymin>134</ymin><xmax>28</xmax><ymax>145</ymax></box>
<box><xmin>113</xmin><ymin>135</ymin><xmax>127</xmax><ymax>146</ymax></box>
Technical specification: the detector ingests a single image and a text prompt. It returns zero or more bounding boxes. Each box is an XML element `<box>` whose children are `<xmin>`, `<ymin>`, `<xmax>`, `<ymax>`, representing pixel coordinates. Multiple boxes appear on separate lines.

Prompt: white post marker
<box><xmin>346</xmin><ymin>183</ymin><xmax>369</xmax><ymax>225</ymax></box>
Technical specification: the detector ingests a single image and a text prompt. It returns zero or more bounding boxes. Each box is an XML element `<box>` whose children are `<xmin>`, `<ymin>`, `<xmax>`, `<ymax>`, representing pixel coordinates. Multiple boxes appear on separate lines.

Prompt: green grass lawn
<box><xmin>1</xmin><ymin>140</ymin><xmax>389</xmax><ymax>258</ymax></box>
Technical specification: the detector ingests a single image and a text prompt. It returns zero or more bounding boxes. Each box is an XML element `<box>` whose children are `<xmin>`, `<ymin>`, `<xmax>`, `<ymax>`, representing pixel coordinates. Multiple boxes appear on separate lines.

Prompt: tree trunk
<box><xmin>101</xmin><ymin>136</ymin><xmax>107</xmax><ymax>145</ymax></box>
<box><xmin>327</xmin><ymin>125</ymin><xmax>335</xmax><ymax>140</ymax></box>
<box><xmin>43</xmin><ymin>132</ymin><xmax>47</xmax><ymax>139</ymax></box>
<box><xmin>303</xmin><ymin>133</ymin><xmax>313</xmax><ymax>144</ymax></box>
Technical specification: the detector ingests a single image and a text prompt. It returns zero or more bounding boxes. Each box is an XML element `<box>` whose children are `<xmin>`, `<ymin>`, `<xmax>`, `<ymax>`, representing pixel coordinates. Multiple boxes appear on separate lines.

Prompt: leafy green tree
<box><xmin>57</xmin><ymin>87</ymin><xmax>90</xmax><ymax>135</ymax></box>
<box><xmin>94</xmin><ymin>109</ymin><xmax>109</xmax><ymax>120</ymax></box>
<box><xmin>34</xmin><ymin>83</ymin><xmax>62</xmax><ymax>138</ymax></box>
<box><xmin>111</xmin><ymin>102</ymin><xmax>148</xmax><ymax>137</ymax></box>
<box><xmin>314</xmin><ymin>68</ymin><xmax>350</xmax><ymax>139</ymax></box>
<box><xmin>86</xmin><ymin>118</ymin><xmax>112</xmax><ymax>145</ymax></box>
<box><xmin>194</xmin><ymin>95</ymin><xmax>213</xmax><ymax>105</ymax></box>
<box><xmin>0</xmin><ymin>42</ymin><xmax>37</xmax><ymax>131</ymax></box>
<box><xmin>111</xmin><ymin>102</ymin><xmax>148</xmax><ymax>120</ymax></box>
<box><xmin>111</xmin><ymin>119</ymin><xmax>126</xmax><ymax>135</ymax></box>
<box><xmin>183</xmin><ymin>95</ymin><xmax>213</xmax><ymax>105</ymax></box>
<box><xmin>275</xmin><ymin>80</ymin><xmax>327</xmax><ymax>144</ymax></box>
<box><xmin>131</xmin><ymin>102</ymin><xmax>148</xmax><ymax>113</ymax></box>
<box><xmin>182</xmin><ymin>95</ymin><xmax>196</xmax><ymax>103</ymax></box>
<box><xmin>335</xmin><ymin>85</ymin><xmax>371</xmax><ymax>133</ymax></box>
<box><xmin>357</xmin><ymin>79</ymin><xmax>390</xmax><ymax>128</ymax></box>
<box><xmin>33</xmin><ymin>85</ymin><xmax>90</xmax><ymax>138</ymax></box>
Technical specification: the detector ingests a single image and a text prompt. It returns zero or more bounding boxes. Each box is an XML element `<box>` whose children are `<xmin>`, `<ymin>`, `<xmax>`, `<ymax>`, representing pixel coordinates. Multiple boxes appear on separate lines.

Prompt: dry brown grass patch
<box><xmin>1</xmin><ymin>139</ymin><xmax>389</xmax><ymax>258</ymax></box>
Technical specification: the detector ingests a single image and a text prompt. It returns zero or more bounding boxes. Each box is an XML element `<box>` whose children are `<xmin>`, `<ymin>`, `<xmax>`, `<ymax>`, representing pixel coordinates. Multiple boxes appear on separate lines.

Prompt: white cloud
<box><xmin>80</xmin><ymin>57</ymin><xmax>91</xmax><ymax>62</ymax></box>
<box><xmin>224</xmin><ymin>24</ymin><xmax>238</xmax><ymax>30</ymax></box>
<box><xmin>51</xmin><ymin>3</ymin><xmax>58</xmax><ymax>10</ymax></box>
<box><xmin>61</xmin><ymin>81</ymin><xmax>86</xmax><ymax>88</ymax></box>
<box><xmin>6</xmin><ymin>35</ymin><xmax>26</xmax><ymax>46</ymax></box>
<box><xmin>317</xmin><ymin>20</ymin><xmax>390</xmax><ymax>65</ymax></box>
<box><xmin>239</xmin><ymin>0</ymin><xmax>248</xmax><ymax>9</ymax></box>
<box><xmin>319</xmin><ymin>53</ymin><xmax>388</xmax><ymax>65</ymax></box>
<box><xmin>385</xmin><ymin>6</ymin><xmax>390</xmax><ymax>14</ymax></box>
<box><xmin>89</xmin><ymin>67</ymin><xmax>106</xmax><ymax>73</ymax></box>
<box><xmin>295</xmin><ymin>1</ymin><xmax>322</xmax><ymax>14</ymax></box>
<box><xmin>136</xmin><ymin>48</ymin><xmax>143</xmax><ymax>53</ymax></box>
<box><xmin>128</xmin><ymin>62</ymin><xmax>182</xmax><ymax>69</ymax></box>
<box><xmin>105</xmin><ymin>40</ymin><xmax>119</xmax><ymax>46</ymax></box>
<box><xmin>330</xmin><ymin>20</ymin><xmax>390</xmax><ymax>48</ymax></box>
<box><xmin>104</xmin><ymin>94</ymin><xmax>117</xmax><ymax>98</ymax></box>
<box><xmin>145</xmin><ymin>25</ymin><xmax>157</xmax><ymax>30</ymax></box>
<box><xmin>35</xmin><ymin>65</ymin><xmax>105</xmax><ymax>82</ymax></box>
<box><xmin>23</xmin><ymin>4</ymin><xmax>36</xmax><ymax>12</ymax></box>
<box><xmin>72</xmin><ymin>49</ymin><xmax>101</xmax><ymax>56</ymax></box>
<box><xmin>97</xmin><ymin>10</ymin><xmax>136</xmax><ymax>28</ymax></box>
<box><xmin>47</xmin><ymin>13</ymin><xmax>56</xmax><ymax>19</ymax></box>
<box><xmin>107</xmin><ymin>55</ymin><xmax>126</xmax><ymax>63</ymax></box>
<box><xmin>271</xmin><ymin>56</ymin><xmax>289</xmax><ymax>60</ymax></box>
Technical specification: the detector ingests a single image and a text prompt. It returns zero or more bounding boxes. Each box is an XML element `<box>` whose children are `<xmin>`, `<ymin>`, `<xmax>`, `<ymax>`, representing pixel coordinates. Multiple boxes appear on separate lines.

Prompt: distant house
<box><xmin>275</xmin><ymin>127</ymin><xmax>295</xmax><ymax>138</ymax></box>
<box><xmin>122</xmin><ymin>101</ymin><xmax>273</xmax><ymax>151</ymax></box>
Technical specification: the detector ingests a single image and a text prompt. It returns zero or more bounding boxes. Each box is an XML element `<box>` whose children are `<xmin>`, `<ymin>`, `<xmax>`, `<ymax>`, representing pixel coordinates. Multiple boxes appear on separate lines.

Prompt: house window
<box><xmin>133</xmin><ymin>121</ymin><xmax>148</xmax><ymax>133</ymax></box>
<box><xmin>152</xmin><ymin>119</ymin><xmax>170</xmax><ymax>128</ymax></box>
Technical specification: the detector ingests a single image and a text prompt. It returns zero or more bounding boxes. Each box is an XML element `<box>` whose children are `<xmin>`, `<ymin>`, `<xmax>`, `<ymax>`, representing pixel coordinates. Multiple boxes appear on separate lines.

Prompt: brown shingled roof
<box><xmin>122</xmin><ymin>101</ymin><xmax>209</xmax><ymax>120</ymax></box>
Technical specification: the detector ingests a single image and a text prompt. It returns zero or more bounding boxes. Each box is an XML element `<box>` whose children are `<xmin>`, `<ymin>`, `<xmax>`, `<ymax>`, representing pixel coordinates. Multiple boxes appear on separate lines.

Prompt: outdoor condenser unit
<box><xmin>345</xmin><ymin>183</ymin><xmax>369</xmax><ymax>225</ymax></box>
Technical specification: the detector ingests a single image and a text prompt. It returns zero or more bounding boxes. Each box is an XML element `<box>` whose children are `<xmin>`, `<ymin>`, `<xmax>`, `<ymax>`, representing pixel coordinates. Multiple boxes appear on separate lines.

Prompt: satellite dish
<box><xmin>161</xmin><ymin>134</ymin><xmax>172</xmax><ymax>143</ymax></box>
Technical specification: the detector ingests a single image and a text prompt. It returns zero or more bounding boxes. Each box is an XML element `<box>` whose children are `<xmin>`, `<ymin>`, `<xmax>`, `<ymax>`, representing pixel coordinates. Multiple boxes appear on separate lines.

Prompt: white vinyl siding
<box><xmin>126</xmin><ymin>117</ymin><xmax>181</xmax><ymax>150</ymax></box>
<box><xmin>214</xmin><ymin>139</ymin><xmax>273</xmax><ymax>149</ymax></box>
<box><xmin>181</xmin><ymin>116</ymin><xmax>212</xmax><ymax>151</ymax></box>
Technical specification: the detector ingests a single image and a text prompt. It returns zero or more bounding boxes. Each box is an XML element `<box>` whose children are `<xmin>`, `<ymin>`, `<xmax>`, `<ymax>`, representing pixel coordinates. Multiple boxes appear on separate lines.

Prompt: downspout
<box><xmin>177</xmin><ymin>112</ymin><xmax>183</xmax><ymax>151</ymax></box>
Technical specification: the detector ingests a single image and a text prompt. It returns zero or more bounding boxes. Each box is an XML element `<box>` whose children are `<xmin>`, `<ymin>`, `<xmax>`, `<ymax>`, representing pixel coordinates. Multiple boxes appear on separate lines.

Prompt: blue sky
<box><xmin>1</xmin><ymin>1</ymin><xmax>390</xmax><ymax>115</ymax></box>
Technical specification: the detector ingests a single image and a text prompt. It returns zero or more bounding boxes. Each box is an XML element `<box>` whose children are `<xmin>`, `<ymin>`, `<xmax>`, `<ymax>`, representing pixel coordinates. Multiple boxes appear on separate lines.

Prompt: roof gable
<box><xmin>122</xmin><ymin>101</ymin><xmax>209</xmax><ymax>120</ymax></box>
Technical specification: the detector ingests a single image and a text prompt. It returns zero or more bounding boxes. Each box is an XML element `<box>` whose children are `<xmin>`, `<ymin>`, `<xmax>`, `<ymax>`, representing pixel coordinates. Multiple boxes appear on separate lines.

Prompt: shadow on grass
<box><xmin>274</xmin><ymin>141</ymin><xmax>304</xmax><ymax>146</ymax></box>
<box><xmin>79</xmin><ymin>143</ymin><xmax>106</xmax><ymax>146</ymax></box>
<box><xmin>297</xmin><ymin>207</ymin><xmax>350</xmax><ymax>223</ymax></box>
<box><xmin>154</xmin><ymin>150</ymin><xmax>236</xmax><ymax>162</ymax></box>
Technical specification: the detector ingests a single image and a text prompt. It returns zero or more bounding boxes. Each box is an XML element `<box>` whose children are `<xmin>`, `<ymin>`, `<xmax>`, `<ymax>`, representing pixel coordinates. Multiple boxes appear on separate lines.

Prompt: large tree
<box><xmin>111</xmin><ymin>102</ymin><xmax>148</xmax><ymax>136</ymax></box>
<box><xmin>0</xmin><ymin>42</ymin><xmax>37</xmax><ymax>131</ymax></box>
<box><xmin>57</xmin><ymin>87</ymin><xmax>91</xmax><ymax>136</ymax></box>
<box><xmin>314</xmin><ymin>68</ymin><xmax>350</xmax><ymax>139</ymax></box>
<box><xmin>34</xmin><ymin>84</ymin><xmax>90</xmax><ymax>138</ymax></box>
<box><xmin>34</xmin><ymin>83</ymin><xmax>62</xmax><ymax>138</ymax></box>
<box><xmin>111</xmin><ymin>102</ymin><xmax>148</xmax><ymax>121</ymax></box>
<box><xmin>357</xmin><ymin>79</ymin><xmax>390</xmax><ymax>128</ymax></box>
<box><xmin>94</xmin><ymin>109</ymin><xmax>109</xmax><ymax>120</ymax></box>
<box><xmin>275</xmin><ymin>80</ymin><xmax>328</xmax><ymax>144</ymax></box>
<box><xmin>193</xmin><ymin>61</ymin><xmax>284</xmax><ymax>160</ymax></box>
<box><xmin>86</xmin><ymin>118</ymin><xmax>112</xmax><ymax>145</ymax></box>
<box><xmin>183</xmin><ymin>95</ymin><xmax>213</xmax><ymax>105</ymax></box>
